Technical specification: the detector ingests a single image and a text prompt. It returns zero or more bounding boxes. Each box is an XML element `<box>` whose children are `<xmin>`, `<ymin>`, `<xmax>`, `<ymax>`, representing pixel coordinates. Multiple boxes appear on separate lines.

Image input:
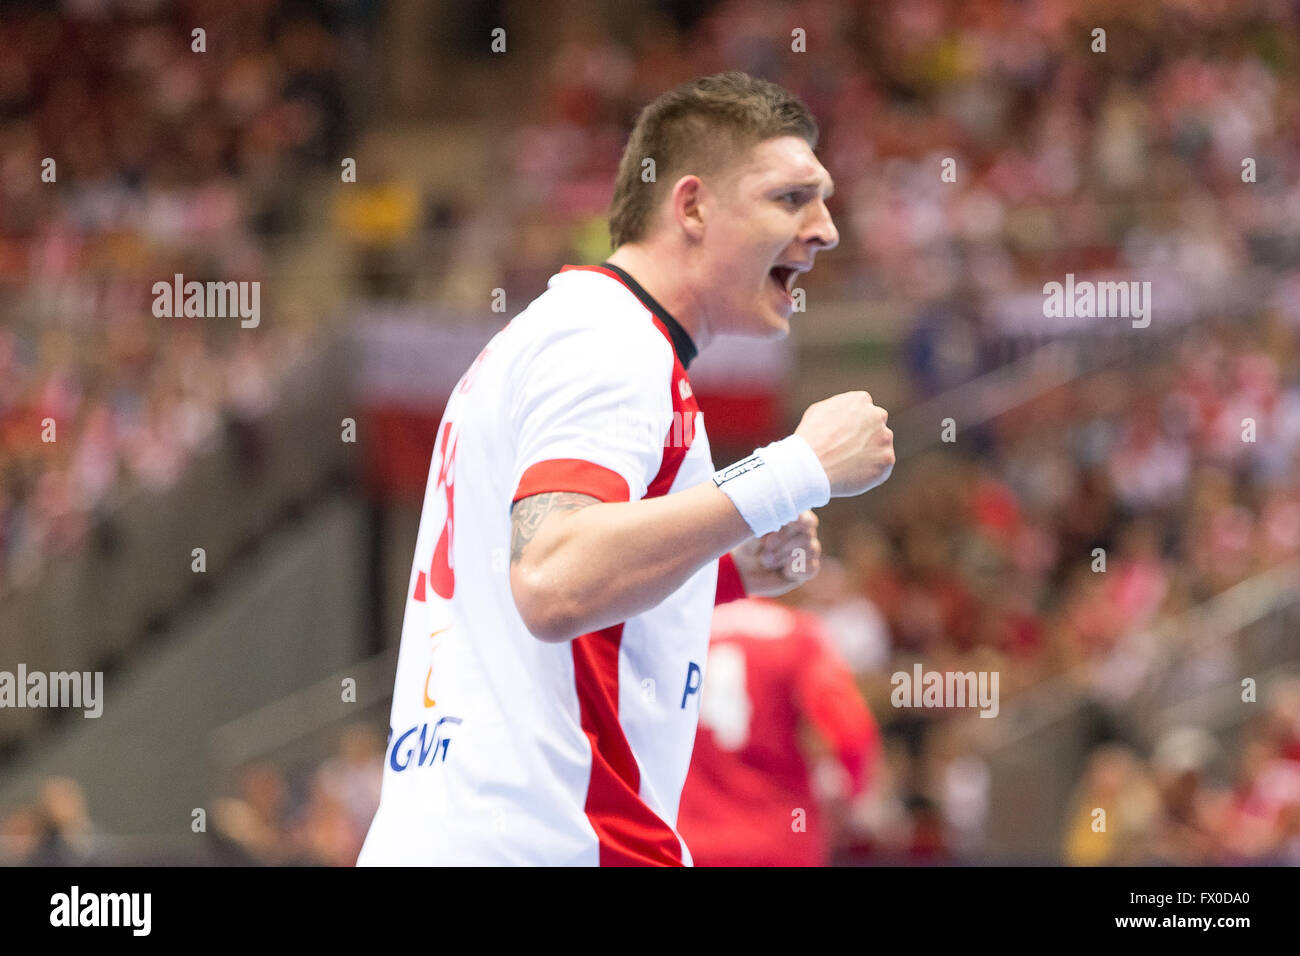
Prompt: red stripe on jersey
<box><xmin>715</xmin><ymin>552</ymin><xmax>747</xmax><ymax>605</ymax></box>
<box><xmin>513</xmin><ymin>459</ymin><xmax>630</xmax><ymax>503</ymax></box>
<box><xmin>645</xmin><ymin>352</ymin><xmax>698</xmax><ymax>497</ymax></box>
<box><xmin>571</xmin><ymin>624</ymin><xmax>685</xmax><ymax>866</ymax></box>
<box><xmin>563</xmin><ymin>287</ymin><xmax>702</xmax><ymax>866</ymax></box>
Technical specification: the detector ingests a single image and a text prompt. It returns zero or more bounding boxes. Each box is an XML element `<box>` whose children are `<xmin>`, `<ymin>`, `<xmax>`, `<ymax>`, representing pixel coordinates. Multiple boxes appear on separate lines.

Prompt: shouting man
<box><xmin>359</xmin><ymin>71</ymin><xmax>894</xmax><ymax>866</ymax></box>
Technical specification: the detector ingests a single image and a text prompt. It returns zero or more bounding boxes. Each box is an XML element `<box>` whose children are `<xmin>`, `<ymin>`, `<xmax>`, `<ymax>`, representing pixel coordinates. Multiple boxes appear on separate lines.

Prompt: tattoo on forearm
<box><xmin>510</xmin><ymin>492</ymin><xmax>600</xmax><ymax>564</ymax></box>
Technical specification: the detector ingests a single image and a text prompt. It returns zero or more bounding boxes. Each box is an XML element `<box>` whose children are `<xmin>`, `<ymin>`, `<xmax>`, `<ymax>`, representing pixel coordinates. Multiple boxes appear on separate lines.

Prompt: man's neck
<box><xmin>604</xmin><ymin>244</ymin><xmax>711</xmax><ymax>350</ymax></box>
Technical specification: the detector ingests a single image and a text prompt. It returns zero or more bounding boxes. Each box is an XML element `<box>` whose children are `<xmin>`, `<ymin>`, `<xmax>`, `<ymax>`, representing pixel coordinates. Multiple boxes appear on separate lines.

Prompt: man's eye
<box><xmin>780</xmin><ymin>192</ymin><xmax>803</xmax><ymax>206</ymax></box>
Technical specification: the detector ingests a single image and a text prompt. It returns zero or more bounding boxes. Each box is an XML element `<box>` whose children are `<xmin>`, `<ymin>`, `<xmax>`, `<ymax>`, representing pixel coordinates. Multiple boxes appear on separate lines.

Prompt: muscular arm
<box><xmin>507</xmin><ymin>390</ymin><xmax>894</xmax><ymax>642</ymax></box>
<box><xmin>509</xmin><ymin>483</ymin><xmax>753</xmax><ymax>643</ymax></box>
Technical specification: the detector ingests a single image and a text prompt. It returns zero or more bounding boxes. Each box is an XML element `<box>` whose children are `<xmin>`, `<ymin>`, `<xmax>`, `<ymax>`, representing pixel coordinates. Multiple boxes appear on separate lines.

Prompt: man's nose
<box><xmin>804</xmin><ymin>199</ymin><xmax>839</xmax><ymax>252</ymax></box>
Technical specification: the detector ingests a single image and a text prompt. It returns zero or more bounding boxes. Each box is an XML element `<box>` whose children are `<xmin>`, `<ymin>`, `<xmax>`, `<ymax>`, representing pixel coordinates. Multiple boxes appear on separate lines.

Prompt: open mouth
<box><xmin>769</xmin><ymin>265</ymin><xmax>798</xmax><ymax>296</ymax></box>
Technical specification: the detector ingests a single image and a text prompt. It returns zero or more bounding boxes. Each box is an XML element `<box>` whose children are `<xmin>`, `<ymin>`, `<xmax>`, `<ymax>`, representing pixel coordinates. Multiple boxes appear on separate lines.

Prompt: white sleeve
<box><xmin>509</xmin><ymin>323</ymin><xmax>674</xmax><ymax>503</ymax></box>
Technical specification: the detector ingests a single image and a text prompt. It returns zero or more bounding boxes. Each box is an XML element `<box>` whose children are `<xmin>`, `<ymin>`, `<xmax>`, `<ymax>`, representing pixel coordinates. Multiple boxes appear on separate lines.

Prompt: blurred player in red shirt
<box><xmin>677</xmin><ymin>596</ymin><xmax>878</xmax><ymax>866</ymax></box>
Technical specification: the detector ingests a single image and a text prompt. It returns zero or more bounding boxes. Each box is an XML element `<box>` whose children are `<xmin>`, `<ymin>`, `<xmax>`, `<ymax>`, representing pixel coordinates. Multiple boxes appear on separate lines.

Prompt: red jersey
<box><xmin>677</xmin><ymin>598</ymin><xmax>878</xmax><ymax>866</ymax></box>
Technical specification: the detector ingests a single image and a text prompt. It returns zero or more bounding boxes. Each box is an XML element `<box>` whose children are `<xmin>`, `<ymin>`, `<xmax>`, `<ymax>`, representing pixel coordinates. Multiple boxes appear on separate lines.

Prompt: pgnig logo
<box><xmin>388</xmin><ymin>716</ymin><xmax>462</xmax><ymax>772</ymax></box>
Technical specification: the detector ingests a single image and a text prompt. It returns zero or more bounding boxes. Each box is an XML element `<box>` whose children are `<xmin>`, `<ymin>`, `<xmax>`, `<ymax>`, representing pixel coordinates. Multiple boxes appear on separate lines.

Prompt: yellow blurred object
<box><xmin>572</xmin><ymin>215</ymin><xmax>612</xmax><ymax>264</ymax></box>
<box><xmin>334</xmin><ymin>182</ymin><xmax>421</xmax><ymax>245</ymax></box>
<box><xmin>1063</xmin><ymin>801</ymin><xmax>1115</xmax><ymax>866</ymax></box>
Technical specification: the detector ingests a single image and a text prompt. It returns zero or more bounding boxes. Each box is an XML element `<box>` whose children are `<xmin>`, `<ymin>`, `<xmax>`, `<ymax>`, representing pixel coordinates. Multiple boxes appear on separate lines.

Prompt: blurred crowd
<box><xmin>1061</xmin><ymin>677</ymin><xmax>1300</xmax><ymax>865</ymax></box>
<box><xmin>5</xmin><ymin>678</ymin><xmax>1296</xmax><ymax>866</ymax></box>
<box><xmin>789</xmin><ymin>310</ymin><xmax>1300</xmax><ymax>862</ymax></box>
<box><xmin>0</xmin><ymin>0</ymin><xmax>364</xmax><ymax>587</ymax></box>
<box><xmin>10</xmin><ymin>0</ymin><xmax>1300</xmax><ymax>590</ymax></box>
<box><xmin>204</xmin><ymin>723</ymin><xmax>383</xmax><ymax>866</ymax></box>
<box><xmin>0</xmin><ymin>723</ymin><xmax>383</xmax><ymax>866</ymax></box>
<box><xmin>462</xmin><ymin>0</ymin><xmax>1300</xmax><ymax>322</ymax></box>
<box><xmin>4</xmin><ymin>0</ymin><xmax>1300</xmax><ymax>865</ymax></box>
<box><xmin>815</xmin><ymin>314</ymin><xmax>1300</xmax><ymax>681</ymax></box>
<box><xmin>817</xmin><ymin>671</ymin><xmax>1300</xmax><ymax>865</ymax></box>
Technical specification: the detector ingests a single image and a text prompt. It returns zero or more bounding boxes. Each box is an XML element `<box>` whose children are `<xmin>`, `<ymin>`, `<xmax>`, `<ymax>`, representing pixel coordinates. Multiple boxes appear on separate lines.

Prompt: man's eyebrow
<box><xmin>778</xmin><ymin>178</ymin><xmax>835</xmax><ymax>198</ymax></box>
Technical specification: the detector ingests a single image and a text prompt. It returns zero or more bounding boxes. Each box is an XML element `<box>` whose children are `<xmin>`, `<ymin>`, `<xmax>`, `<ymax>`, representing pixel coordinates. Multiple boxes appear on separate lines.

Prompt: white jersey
<box><xmin>358</xmin><ymin>264</ymin><xmax>739</xmax><ymax>866</ymax></box>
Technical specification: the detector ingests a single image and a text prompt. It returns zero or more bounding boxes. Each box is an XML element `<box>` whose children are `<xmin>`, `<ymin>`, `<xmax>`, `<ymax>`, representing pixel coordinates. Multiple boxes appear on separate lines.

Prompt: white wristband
<box><xmin>712</xmin><ymin>435</ymin><xmax>830</xmax><ymax>536</ymax></box>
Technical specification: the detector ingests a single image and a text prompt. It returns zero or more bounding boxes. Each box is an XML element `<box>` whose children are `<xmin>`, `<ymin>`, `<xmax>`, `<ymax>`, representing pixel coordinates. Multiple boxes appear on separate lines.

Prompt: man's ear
<box><xmin>670</xmin><ymin>174</ymin><xmax>707</xmax><ymax>240</ymax></box>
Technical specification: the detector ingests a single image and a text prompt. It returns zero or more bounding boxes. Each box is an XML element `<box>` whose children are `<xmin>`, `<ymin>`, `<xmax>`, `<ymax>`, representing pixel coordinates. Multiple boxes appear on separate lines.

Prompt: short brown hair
<box><xmin>607</xmin><ymin>71</ymin><xmax>819</xmax><ymax>249</ymax></box>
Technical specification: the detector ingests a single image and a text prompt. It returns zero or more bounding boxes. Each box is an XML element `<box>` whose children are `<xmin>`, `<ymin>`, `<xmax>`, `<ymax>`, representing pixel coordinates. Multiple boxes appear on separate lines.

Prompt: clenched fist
<box><xmin>795</xmin><ymin>391</ymin><xmax>895</xmax><ymax>497</ymax></box>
